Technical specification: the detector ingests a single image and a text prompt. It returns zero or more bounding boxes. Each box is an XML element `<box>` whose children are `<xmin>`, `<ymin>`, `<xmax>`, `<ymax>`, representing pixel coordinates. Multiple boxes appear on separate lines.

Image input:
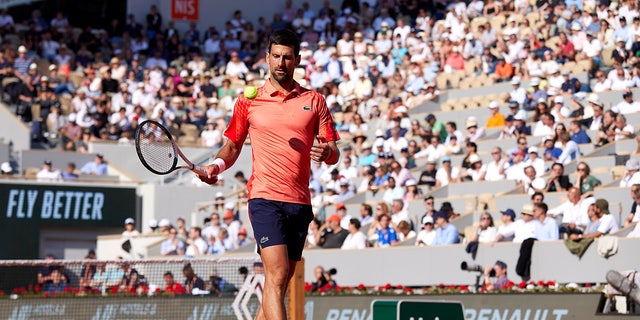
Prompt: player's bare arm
<box><xmin>197</xmin><ymin>138</ymin><xmax>243</xmax><ymax>184</ymax></box>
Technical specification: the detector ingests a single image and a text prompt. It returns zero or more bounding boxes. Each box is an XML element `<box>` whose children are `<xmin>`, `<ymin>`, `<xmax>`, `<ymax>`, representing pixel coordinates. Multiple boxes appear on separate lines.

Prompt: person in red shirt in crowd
<box><xmin>557</xmin><ymin>32</ymin><xmax>575</xmax><ymax>63</ymax></box>
<box><xmin>444</xmin><ymin>47</ymin><xmax>465</xmax><ymax>72</ymax></box>
<box><xmin>163</xmin><ymin>271</ymin><xmax>186</xmax><ymax>294</ymax></box>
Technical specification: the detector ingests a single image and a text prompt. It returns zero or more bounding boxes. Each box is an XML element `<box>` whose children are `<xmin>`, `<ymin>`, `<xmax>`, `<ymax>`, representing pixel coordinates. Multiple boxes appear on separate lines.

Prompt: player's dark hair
<box><xmin>268</xmin><ymin>29</ymin><xmax>300</xmax><ymax>56</ymax></box>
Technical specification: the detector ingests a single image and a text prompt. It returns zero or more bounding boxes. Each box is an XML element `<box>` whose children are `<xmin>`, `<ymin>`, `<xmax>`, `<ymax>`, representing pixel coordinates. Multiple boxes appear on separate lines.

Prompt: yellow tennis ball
<box><xmin>244</xmin><ymin>86</ymin><xmax>258</xmax><ymax>99</ymax></box>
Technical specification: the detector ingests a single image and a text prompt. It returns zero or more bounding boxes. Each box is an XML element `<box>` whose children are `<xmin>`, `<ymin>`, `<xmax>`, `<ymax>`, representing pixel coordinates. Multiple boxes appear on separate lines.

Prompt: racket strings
<box><xmin>136</xmin><ymin>124</ymin><xmax>176</xmax><ymax>174</ymax></box>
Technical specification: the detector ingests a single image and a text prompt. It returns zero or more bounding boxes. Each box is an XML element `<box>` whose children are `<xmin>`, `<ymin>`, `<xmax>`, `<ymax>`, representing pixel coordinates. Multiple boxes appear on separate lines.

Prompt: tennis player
<box><xmin>198</xmin><ymin>29</ymin><xmax>340</xmax><ymax>319</ymax></box>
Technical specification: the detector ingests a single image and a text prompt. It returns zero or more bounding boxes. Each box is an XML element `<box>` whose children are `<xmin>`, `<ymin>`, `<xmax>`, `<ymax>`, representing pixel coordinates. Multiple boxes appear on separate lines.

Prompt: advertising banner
<box><xmin>0</xmin><ymin>293</ymin><xmax>621</xmax><ymax>320</ymax></box>
<box><xmin>171</xmin><ymin>0</ymin><xmax>199</xmax><ymax>21</ymax></box>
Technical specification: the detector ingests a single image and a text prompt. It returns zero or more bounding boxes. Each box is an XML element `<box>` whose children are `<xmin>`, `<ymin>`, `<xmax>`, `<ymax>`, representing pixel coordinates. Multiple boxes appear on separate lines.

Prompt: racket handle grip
<box><xmin>192</xmin><ymin>165</ymin><xmax>208</xmax><ymax>177</ymax></box>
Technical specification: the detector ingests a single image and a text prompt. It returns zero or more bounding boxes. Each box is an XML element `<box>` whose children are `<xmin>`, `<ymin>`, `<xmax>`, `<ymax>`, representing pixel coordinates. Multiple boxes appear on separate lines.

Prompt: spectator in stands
<box><xmin>613</xmin><ymin>114</ymin><xmax>635</xmax><ymax>141</ymax></box>
<box><xmin>163</xmin><ymin>271</ymin><xmax>186</xmax><ymax>295</ymax></box>
<box><xmin>624</xmin><ymin>184</ymin><xmax>640</xmax><ymax>227</ymax></box>
<box><xmin>492</xmin><ymin>208</ymin><xmax>516</xmax><ymax>243</ymax></box>
<box><xmin>236</xmin><ymin>227</ymin><xmax>250</xmax><ymax>247</ymax></box>
<box><xmin>202</xmin><ymin>212</ymin><xmax>221</xmax><ymax>244</ymax></box>
<box><xmin>574</xmin><ymin>162</ymin><xmax>601</xmax><ymax>199</ymax></box>
<box><xmin>44</xmin><ymin>269</ymin><xmax>67</xmax><ymax>294</ymax></box>
<box><xmin>571</xmin><ymin>199</ymin><xmax>619</xmax><ymax>239</ymax></box>
<box><xmin>425</xmin><ymin>114</ymin><xmax>446</xmax><ymax>143</ymax></box>
<box><xmin>415</xmin><ymin>215</ymin><xmax>436</xmax><ymax>246</ymax></box>
<box><xmin>435</xmin><ymin>156</ymin><xmax>460</xmax><ymax>188</ymax></box>
<box><xmin>382</xmin><ymin>176</ymin><xmax>404</xmax><ymax>205</ymax></box>
<box><xmin>80</xmin><ymin>153</ymin><xmax>107</xmax><ymax>175</ymax></box>
<box><xmin>621</xmin><ymin>159</ymin><xmax>640</xmax><ymax>188</ymax></box>
<box><xmin>569</xmin><ymin>120</ymin><xmax>591</xmax><ymax>144</ymax></box>
<box><xmin>545</xmin><ymin>163</ymin><xmax>573</xmax><ymax>192</ymax></box>
<box><xmin>533</xmin><ymin>202</ymin><xmax>559</xmax><ymax>241</ymax></box>
<box><xmin>505</xmin><ymin>150</ymin><xmax>526</xmax><ymax>181</ymax></box>
<box><xmin>185</xmin><ymin>227</ymin><xmax>208</xmax><ymax>257</ymax></box>
<box><xmin>615</xmin><ymin>91</ymin><xmax>640</xmax><ymax>115</ymax></box>
<box><xmin>485</xmin><ymin>147</ymin><xmax>508</xmax><ymax>181</ymax></box>
<box><xmin>397</xmin><ymin>220</ymin><xmax>416</xmax><ymax>242</ymax></box>
<box><xmin>493</xmin><ymin>56</ymin><xmax>514</xmax><ymax>82</ymax></box>
<box><xmin>464</xmin><ymin>117</ymin><xmax>486</xmax><ymax>142</ymax></box>
<box><xmin>36</xmin><ymin>159</ymin><xmax>61</xmax><ymax>181</ymax></box>
<box><xmin>306</xmin><ymin>218</ymin><xmax>321</xmax><ymax>249</ymax></box>
<box><xmin>335</xmin><ymin>179</ymin><xmax>355</xmax><ymax>203</ymax></box>
<box><xmin>183</xmin><ymin>263</ymin><xmax>205</xmax><ymax>294</ymax></box>
<box><xmin>510</xmin><ymin>204</ymin><xmax>538</xmax><ymax>243</ymax></box>
<box><xmin>119</xmin><ymin>262</ymin><xmax>140</xmax><ymax>292</ymax></box>
<box><xmin>533</xmin><ymin>112</ymin><xmax>555</xmax><ymax>137</ymax></box>
<box><xmin>334</xmin><ymin>203</ymin><xmax>353</xmax><ymax>230</ymax></box>
<box><xmin>61</xmin><ymin>162</ymin><xmax>78</xmax><ymax>179</ymax></box>
<box><xmin>390</xmin><ymin>198</ymin><xmax>410</xmax><ymax>227</ymax></box>
<box><xmin>483</xmin><ymin>260</ymin><xmax>510</xmax><ymax>290</ymax></box>
<box><xmin>521</xmin><ymin>165</ymin><xmax>546</xmax><ymax>195</ymax></box>
<box><xmin>0</xmin><ymin>161</ymin><xmax>12</xmax><ymax>177</ymax></box>
<box><xmin>432</xmin><ymin>210</ymin><xmax>460</xmax><ymax>245</ymax></box>
<box><xmin>122</xmin><ymin>218</ymin><xmax>140</xmax><ymax>237</ymax></box>
<box><xmin>460</xmin><ymin>154</ymin><xmax>486</xmax><ymax>182</ymax></box>
<box><xmin>486</xmin><ymin>101</ymin><xmax>506</xmax><ymax>128</ymax></box>
<box><xmin>524</xmin><ymin>147</ymin><xmax>545</xmax><ymax>177</ymax></box>
<box><xmin>418</xmin><ymin>158</ymin><xmax>438</xmax><ymax>188</ymax></box>
<box><xmin>89</xmin><ymin>262</ymin><xmax>107</xmax><ymax>291</ymax></box>
<box><xmin>548</xmin><ymin>186</ymin><xmax>593</xmax><ymax>236</ymax></box>
<box><xmin>370</xmin><ymin>213</ymin><xmax>398</xmax><ymax>247</ymax></box>
<box><xmin>319</xmin><ymin>214</ymin><xmax>349</xmax><ymax>248</ymax></box>
<box><xmin>470</xmin><ymin>212</ymin><xmax>498</xmax><ymax>244</ymax></box>
<box><xmin>209</xmin><ymin>228</ymin><xmax>234</xmax><ymax>254</ymax></box>
<box><xmin>161</xmin><ymin>228</ymin><xmax>185</xmax><ymax>256</ymax></box>
<box><xmin>524</xmin><ymin>78</ymin><xmax>546</xmax><ymax>111</ymax></box>
<box><xmin>542</xmin><ymin>136</ymin><xmax>562</xmax><ymax>162</ymax></box>
<box><xmin>341</xmin><ymin>218</ymin><xmax>367</xmax><ymax>249</ymax></box>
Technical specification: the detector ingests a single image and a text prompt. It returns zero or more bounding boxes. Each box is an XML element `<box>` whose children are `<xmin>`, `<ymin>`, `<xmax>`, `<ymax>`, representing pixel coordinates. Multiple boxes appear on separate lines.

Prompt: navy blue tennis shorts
<box><xmin>248</xmin><ymin>198</ymin><xmax>313</xmax><ymax>261</ymax></box>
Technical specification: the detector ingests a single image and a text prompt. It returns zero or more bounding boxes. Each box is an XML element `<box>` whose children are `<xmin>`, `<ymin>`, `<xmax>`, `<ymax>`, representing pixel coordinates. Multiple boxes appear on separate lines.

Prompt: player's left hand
<box><xmin>311</xmin><ymin>135</ymin><xmax>330</xmax><ymax>162</ymax></box>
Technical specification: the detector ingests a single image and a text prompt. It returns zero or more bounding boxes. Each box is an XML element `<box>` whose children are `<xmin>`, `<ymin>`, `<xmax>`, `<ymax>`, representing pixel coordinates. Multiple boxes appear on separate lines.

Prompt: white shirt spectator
<box><xmin>415</xmin><ymin>229</ymin><xmax>436</xmax><ymax>246</ymax></box>
<box><xmin>616</xmin><ymin>100</ymin><xmax>640</xmax><ymax>114</ymax></box>
<box><xmin>435</xmin><ymin>166</ymin><xmax>460</xmax><ymax>187</ymax></box>
<box><xmin>533</xmin><ymin>121</ymin><xmax>554</xmax><ymax>136</ymax></box>
<box><xmin>384</xmin><ymin>137</ymin><xmax>408</xmax><ymax>152</ymax></box>
<box><xmin>620</xmin><ymin>171</ymin><xmax>640</xmax><ymax>187</ymax></box>
<box><xmin>497</xmin><ymin>222</ymin><xmax>515</xmax><ymax>242</ymax></box>
<box><xmin>36</xmin><ymin>168</ymin><xmax>62</xmax><ymax>182</ymax></box>
<box><xmin>505</xmin><ymin>162</ymin><xmax>526</xmax><ymax>181</ymax></box>
<box><xmin>485</xmin><ymin>159</ymin><xmax>509</xmax><ymax>181</ymax></box>
<box><xmin>185</xmin><ymin>238</ymin><xmax>208</xmax><ymax>256</ymax></box>
<box><xmin>597</xmin><ymin>214</ymin><xmax>620</xmax><ymax>235</ymax></box>
<box><xmin>341</xmin><ymin>231</ymin><xmax>367</xmax><ymax>249</ymax></box>
<box><xmin>592</xmin><ymin>78</ymin><xmax>612</xmax><ymax>93</ymax></box>
<box><xmin>614</xmin><ymin>123</ymin><xmax>634</xmax><ymax>141</ymax></box>
<box><xmin>548</xmin><ymin>197</ymin><xmax>594</xmax><ymax>228</ymax></box>
<box><xmin>510</xmin><ymin>219</ymin><xmax>537</xmax><ymax>243</ymax></box>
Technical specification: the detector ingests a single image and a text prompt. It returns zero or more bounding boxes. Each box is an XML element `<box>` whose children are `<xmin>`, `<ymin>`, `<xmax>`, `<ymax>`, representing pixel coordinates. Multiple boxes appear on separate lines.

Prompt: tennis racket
<box><xmin>135</xmin><ymin>120</ymin><xmax>208</xmax><ymax>176</ymax></box>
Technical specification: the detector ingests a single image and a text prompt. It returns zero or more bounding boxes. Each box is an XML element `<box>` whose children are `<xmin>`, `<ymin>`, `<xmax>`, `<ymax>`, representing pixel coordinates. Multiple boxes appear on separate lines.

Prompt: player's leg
<box><xmin>255</xmin><ymin>245</ymin><xmax>295</xmax><ymax>320</ymax></box>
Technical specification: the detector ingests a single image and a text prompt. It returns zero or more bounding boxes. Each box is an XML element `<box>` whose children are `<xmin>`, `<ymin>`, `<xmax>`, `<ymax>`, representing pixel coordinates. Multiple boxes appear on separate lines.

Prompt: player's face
<box><xmin>267</xmin><ymin>44</ymin><xmax>300</xmax><ymax>83</ymax></box>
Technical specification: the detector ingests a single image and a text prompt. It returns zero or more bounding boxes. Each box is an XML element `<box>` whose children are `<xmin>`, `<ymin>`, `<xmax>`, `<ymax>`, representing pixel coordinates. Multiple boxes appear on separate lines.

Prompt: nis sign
<box><xmin>0</xmin><ymin>183</ymin><xmax>136</xmax><ymax>226</ymax></box>
<box><xmin>171</xmin><ymin>0</ymin><xmax>199</xmax><ymax>21</ymax></box>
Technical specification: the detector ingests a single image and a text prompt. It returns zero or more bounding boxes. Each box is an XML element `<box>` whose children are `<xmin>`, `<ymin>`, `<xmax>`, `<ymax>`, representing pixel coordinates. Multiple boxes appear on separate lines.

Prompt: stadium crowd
<box><xmin>3</xmin><ymin>0</ymin><xmax>640</xmax><ymax>258</ymax></box>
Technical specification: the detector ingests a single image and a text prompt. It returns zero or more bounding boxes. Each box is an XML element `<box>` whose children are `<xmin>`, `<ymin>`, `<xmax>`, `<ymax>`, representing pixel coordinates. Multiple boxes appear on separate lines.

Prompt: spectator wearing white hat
<box><xmin>460</xmin><ymin>154</ymin><xmax>486</xmax><ymax>182</ymax></box>
<box><xmin>508</xmin><ymin>76</ymin><xmax>527</xmax><ymax>106</ymax></box>
<box><xmin>122</xmin><ymin>218</ymin><xmax>140</xmax><ymax>238</ymax></box>
<box><xmin>415</xmin><ymin>215</ymin><xmax>436</xmax><ymax>246</ymax></box>
<box><xmin>1</xmin><ymin>161</ymin><xmax>12</xmax><ymax>177</ymax></box>
<box><xmin>621</xmin><ymin>159</ymin><xmax>640</xmax><ymax>188</ymax></box>
<box><xmin>524</xmin><ymin>146</ymin><xmax>546</xmax><ymax>177</ymax></box>
<box><xmin>486</xmin><ymin>101</ymin><xmax>506</xmax><ymax>128</ymax></box>
<box><xmin>464</xmin><ymin>116</ymin><xmax>486</xmax><ymax>142</ymax></box>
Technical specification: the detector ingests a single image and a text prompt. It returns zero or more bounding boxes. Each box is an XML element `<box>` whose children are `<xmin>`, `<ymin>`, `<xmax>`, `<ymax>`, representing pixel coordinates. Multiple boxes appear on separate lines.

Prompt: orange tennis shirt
<box><xmin>225</xmin><ymin>79</ymin><xmax>340</xmax><ymax>205</ymax></box>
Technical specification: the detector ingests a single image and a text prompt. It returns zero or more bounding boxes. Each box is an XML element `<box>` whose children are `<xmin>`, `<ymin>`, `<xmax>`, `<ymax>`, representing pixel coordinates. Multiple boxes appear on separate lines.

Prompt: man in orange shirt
<box><xmin>198</xmin><ymin>29</ymin><xmax>340</xmax><ymax>320</ymax></box>
<box><xmin>486</xmin><ymin>101</ymin><xmax>506</xmax><ymax>128</ymax></box>
<box><xmin>493</xmin><ymin>56</ymin><xmax>514</xmax><ymax>82</ymax></box>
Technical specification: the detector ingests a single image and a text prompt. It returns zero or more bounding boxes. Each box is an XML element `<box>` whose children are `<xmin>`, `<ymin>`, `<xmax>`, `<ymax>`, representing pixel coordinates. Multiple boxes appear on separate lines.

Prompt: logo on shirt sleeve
<box><xmin>303</xmin><ymin>106</ymin><xmax>311</xmax><ymax>111</ymax></box>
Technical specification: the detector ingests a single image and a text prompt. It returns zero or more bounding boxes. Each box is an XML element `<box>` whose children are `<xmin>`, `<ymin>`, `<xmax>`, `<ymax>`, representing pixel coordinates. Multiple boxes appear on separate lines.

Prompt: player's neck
<box><xmin>269</xmin><ymin>77</ymin><xmax>295</xmax><ymax>95</ymax></box>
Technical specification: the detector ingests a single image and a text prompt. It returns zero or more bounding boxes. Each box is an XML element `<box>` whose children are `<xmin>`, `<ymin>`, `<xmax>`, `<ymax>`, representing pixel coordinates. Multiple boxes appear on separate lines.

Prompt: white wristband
<box><xmin>213</xmin><ymin>158</ymin><xmax>226</xmax><ymax>173</ymax></box>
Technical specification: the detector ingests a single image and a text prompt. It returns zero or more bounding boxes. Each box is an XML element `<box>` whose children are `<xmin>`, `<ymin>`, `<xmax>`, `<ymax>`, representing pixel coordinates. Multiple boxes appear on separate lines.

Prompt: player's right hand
<box><xmin>197</xmin><ymin>164</ymin><xmax>219</xmax><ymax>185</ymax></box>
